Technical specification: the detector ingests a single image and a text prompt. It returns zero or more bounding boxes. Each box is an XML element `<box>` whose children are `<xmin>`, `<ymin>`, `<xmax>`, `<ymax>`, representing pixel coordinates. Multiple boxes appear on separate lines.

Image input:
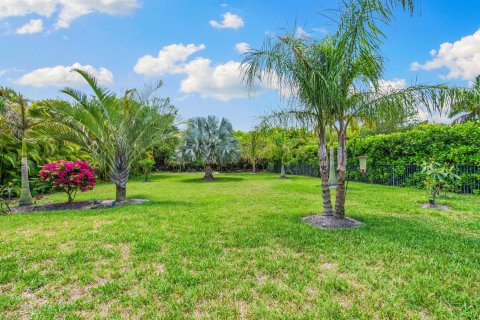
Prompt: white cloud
<box><xmin>0</xmin><ymin>0</ymin><xmax>56</xmax><ymax>19</ymax></box>
<box><xmin>16</xmin><ymin>19</ymin><xmax>43</xmax><ymax>34</ymax></box>
<box><xmin>134</xmin><ymin>43</ymin><xmax>206</xmax><ymax>76</ymax></box>
<box><xmin>0</xmin><ymin>0</ymin><xmax>139</xmax><ymax>29</ymax></box>
<box><xmin>54</xmin><ymin>0</ymin><xmax>139</xmax><ymax>29</ymax></box>
<box><xmin>377</xmin><ymin>78</ymin><xmax>407</xmax><ymax>91</ymax></box>
<box><xmin>135</xmin><ymin>43</ymin><xmax>293</xmax><ymax>101</ymax></box>
<box><xmin>180</xmin><ymin>59</ymin><xmax>249</xmax><ymax>101</ymax></box>
<box><xmin>15</xmin><ymin>63</ymin><xmax>114</xmax><ymax>87</ymax></box>
<box><xmin>411</xmin><ymin>28</ymin><xmax>480</xmax><ymax>81</ymax></box>
<box><xmin>209</xmin><ymin>12</ymin><xmax>244</xmax><ymax>30</ymax></box>
<box><xmin>235</xmin><ymin>42</ymin><xmax>250</xmax><ymax>54</ymax></box>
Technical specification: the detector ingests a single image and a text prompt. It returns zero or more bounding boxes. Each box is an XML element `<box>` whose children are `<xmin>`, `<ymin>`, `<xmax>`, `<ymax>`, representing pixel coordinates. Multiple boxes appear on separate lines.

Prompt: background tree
<box><xmin>43</xmin><ymin>70</ymin><xmax>178</xmax><ymax>202</ymax></box>
<box><xmin>236</xmin><ymin>129</ymin><xmax>266</xmax><ymax>173</ymax></box>
<box><xmin>263</xmin><ymin>127</ymin><xmax>293</xmax><ymax>179</ymax></box>
<box><xmin>137</xmin><ymin>152</ymin><xmax>156</xmax><ymax>182</ymax></box>
<box><xmin>177</xmin><ymin>116</ymin><xmax>240</xmax><ymax>180</ymax></box>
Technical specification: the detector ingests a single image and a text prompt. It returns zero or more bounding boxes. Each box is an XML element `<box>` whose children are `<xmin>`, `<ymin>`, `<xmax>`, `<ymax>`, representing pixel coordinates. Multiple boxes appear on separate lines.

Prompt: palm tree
<box><xmin>177</xmin><ymin>116</ymin><xmax>240</xmax><ymax>180</ymax></box>
<box><xmin>0</xmin><ymin>88</ymin><xmax>40</xmax><ymax>206</ymax></box>
<box><xmin>242</xmin><ymin>0</ymin><xmax>462</xmax><ymax>219</ymax></box>
<box><xmin>237</xmin><ymin>129</ymin><xmax>266</xmax><ymax>174</ymax></box>
<box><xmin>43</xmin><ymin>69</ymin><xmax>178</xmax><ymax>202</ymax></box>
<box><xmin>449</xmin><ymin>75</ymin><xmax>480</xmax><ymax>124</ymax></box>
<box><xmin>261</xmin><ymin>127</ymin><xmax>293</xmax><ymax>179</ymax></box>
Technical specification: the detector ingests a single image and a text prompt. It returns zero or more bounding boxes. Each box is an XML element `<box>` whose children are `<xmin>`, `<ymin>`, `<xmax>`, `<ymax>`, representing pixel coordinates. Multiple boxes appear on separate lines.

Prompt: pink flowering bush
<box><xmin>40</xmin><ymin>160</ymin><xmax>96</xmax><ymax>203</ymax></box>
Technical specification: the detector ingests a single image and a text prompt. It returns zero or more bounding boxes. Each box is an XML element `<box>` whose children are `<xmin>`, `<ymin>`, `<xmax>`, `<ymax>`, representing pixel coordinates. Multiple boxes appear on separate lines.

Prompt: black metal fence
<box><xmin>267</xmin><ymin>163</ymin><xmax>480</xmax><ymax>194</ymax></box>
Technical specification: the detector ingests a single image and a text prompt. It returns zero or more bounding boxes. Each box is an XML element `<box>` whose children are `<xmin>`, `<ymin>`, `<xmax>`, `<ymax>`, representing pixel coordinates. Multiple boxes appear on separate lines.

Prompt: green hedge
<box><xmin>347</xmin><ymin>122</ymin><xmax>480</xmax><ymax>166</ymax></box>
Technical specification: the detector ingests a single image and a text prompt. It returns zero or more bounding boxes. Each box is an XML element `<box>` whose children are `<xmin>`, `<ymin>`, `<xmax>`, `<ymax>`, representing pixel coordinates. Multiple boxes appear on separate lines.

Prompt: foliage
<box><xmin>0</xmin><ymin>182</ymin><xmax>15</xmax><ymax>214</ymax></box>
<box><xmin>421</xmin><ymin>160</ymin><xmax>459</xmax><ymax>203</ymax></box>
<box><xmin>137</xmin><ymin>152</ymin><xmax>156</xmax><ymax>182</ymax></box>
<box><xmin>40</xmin><ymin>160</ymin><xmax>96</xmax><ymax>203</ymax></box>
<box><xmin>235</xmin><ymin>130</ymin><xmax>267</xmax><ymax>173</ymax></box>
<box><xmin>449</xmin><ymin>75</ymin><xmax>480</xmax><ymax>124</ymax></box>
<box><xmin>348</xmin><ymin>122</ymin><xmax>480</xmax><ymax>166</ymax></box>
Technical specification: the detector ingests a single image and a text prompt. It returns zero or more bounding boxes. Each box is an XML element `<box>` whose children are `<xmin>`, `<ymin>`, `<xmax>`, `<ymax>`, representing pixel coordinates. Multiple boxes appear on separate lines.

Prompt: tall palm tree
<box><xmin>43</xmin><ymin>69</ymin><xmax>178</xmax><ymax>202</ymax></box>
<box><xmin>449</xmin><ymin>75</ymin><xmax>480</xmax><ymax>124</ymax></box>
<box><xmin>0</xmin><ymin>88</ymin><xmax>41</xmax><ymax>206</ymax></box>
<box><xmin>177</xmin><ymin>116</ymin><xmax>240</xmax><ymax>180</ymax></box>
<box><xmin>242</xmin><ymin>0</ymin><xmax>462</xmax><ymax>218</ymax></box>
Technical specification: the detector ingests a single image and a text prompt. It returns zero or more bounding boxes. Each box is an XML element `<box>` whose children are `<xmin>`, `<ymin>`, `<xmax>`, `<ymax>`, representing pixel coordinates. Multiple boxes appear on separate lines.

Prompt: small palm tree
<box><xmin>264</xmin><ymin>128</ymin><xmax>292</xmax><ymax>179</ymax></box>
<box><xmin>237</xmin><ymin>129</ymin><xmax>266</xmax><ymax>174</ymax></box>
<box><xmin>43</xmin><ymin>70</ymin><xmax>178</xmax><ymax>202</ymax></box>
<box><xmin>177</xmin><ymin>116</ymin><xmax>240</xmax><ymax>180</ymax></box>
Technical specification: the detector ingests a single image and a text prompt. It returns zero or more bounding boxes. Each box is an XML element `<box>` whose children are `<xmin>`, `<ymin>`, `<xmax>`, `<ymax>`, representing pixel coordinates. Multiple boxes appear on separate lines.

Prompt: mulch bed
<box><xmin>302</xmin><ymin>215</ymin><xmax>362</xmax><ymax>229</ymax></box>
<box><xmin>421</xmin><ymin>203</ymin><xmax>451</xmax><ymax>210</ymax></box>
<box><xmin>8</xmin><ymin>199</ymin><xmax>149</xmax><ymax>214</ymax></box>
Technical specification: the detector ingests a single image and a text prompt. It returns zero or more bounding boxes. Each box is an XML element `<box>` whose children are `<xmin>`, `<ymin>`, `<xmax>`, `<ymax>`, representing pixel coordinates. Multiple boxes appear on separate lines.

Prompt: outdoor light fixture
<box><xmin>359</xmin><ymin>155</ymin><xmax>368</xmax><ymax>173</ymax></box>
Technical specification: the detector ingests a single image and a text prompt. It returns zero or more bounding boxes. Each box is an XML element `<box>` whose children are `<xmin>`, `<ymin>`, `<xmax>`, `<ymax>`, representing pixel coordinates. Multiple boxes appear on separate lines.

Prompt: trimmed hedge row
<box><xmin>347</xmin><ymin>122</ymin><xmax>480</xmax><ymax>166</ymax></box>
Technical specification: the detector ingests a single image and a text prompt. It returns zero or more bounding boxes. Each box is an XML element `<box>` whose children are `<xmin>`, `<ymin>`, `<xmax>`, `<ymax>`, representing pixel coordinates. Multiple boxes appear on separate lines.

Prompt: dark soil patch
<box><xmin>302</xmin><ymin>215</ymin><xmax>362</xmax><ymax>229</ymax></box>
<box><xmin>421</xmin><ymin>203</ymin><xmax>451</xmax><ymax>210</ymax></box>
<box><xmin>9</xmin><ymin>199</ymin><xmax>149</xmax><ymax>214</ymax></box>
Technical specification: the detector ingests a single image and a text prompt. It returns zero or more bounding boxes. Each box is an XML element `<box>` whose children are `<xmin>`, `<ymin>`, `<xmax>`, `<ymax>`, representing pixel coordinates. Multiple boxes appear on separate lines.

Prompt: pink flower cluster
<box><xmin>40</xmin><ymin>160</ymin><xmax>96</xmax><ymax>202</ymax></box>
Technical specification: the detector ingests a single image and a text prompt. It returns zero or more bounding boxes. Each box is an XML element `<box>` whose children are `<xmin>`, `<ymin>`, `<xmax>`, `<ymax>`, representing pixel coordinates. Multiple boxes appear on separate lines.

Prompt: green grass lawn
<box><xmin>1</xmin><ymin>173</ymin><xmax>479</xmax><ymax>319</ymax></box>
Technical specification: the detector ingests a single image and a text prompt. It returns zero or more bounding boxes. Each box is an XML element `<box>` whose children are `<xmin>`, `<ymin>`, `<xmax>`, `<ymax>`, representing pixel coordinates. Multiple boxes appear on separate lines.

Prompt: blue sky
<box><xmin>1</xmin><ymin>0</ymin><xmax>479</xmax><ymax>130</ymax></box>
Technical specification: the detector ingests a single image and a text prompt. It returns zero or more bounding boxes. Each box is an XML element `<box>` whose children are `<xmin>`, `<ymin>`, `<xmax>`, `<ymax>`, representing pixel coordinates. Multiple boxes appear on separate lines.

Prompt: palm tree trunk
<box><xmin>115</xmin><ymin>184</ymin><xmax>127</xmax><ymax>202</ymax></box>
<box><xmin>318</xmin><ymin>127</ymin><xmax>333</xmax><ymax>216</ymax></box>
<box><xmin>111</xmin><ymin>146</ymin><xmax>129</xmax><ymax>203</ymax></box>
<box><xmin>329</xmin><ymin>145</ymin><xmax>337</xmax><ymax>188</ymax></box>
<box><xmin>19</xmin><ymin>157</ymin><xmax>33</xmax><ymax>206</ymax></box>
<box><xmin>252</xmin><ymin>159</ymin><xmax>256</xmax><ymax>174</ymax></box>
<box><xmin>204</xmin><ymin>164</ymin><xmax>214</xmax><ymax>180</ymax></box>
<box><xmin>279</xmin><ymin>161</ymin><xmax>287</xmax><ymax>178</ymax></box>
<box><xmin>18</xmin><ymin>136</ymin><xmax>33</xmax><ymax>207</ymax></box>
<box><xmin>334</xmin><ymin>129</ymin><xmax>347</xmax><ymax>218</ymax></box>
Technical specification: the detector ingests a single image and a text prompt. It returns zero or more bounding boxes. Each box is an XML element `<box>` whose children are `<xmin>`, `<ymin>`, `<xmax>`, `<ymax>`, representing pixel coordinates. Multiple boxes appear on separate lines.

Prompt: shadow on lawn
<box><xmin>264</xmin><ymin>211</ymin><xmax>479</xmax><ymax>261</ymax></box>
<box><xmin>180</xmin><ymin>176</ymin><xmax>245</xmax><ymax>183</ymax></box>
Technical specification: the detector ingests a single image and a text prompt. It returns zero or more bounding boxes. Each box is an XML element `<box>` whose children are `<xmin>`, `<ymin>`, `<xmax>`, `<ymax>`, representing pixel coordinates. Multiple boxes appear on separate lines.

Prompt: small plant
<box><xmin>40</xmin><ymin>160</ymin><xmax>96</xmax><ymax>203</ymax></box>
<box><xmin>0</xmin><ymin>182</ymin><xmax>15</xmax><ymax>214</ymax></box>
<box><xmin>421</xmin><ymin>160</ymin><xmax>459</xmax><ymax>205</ymax></box>
<box><xmin>138</xmin><ymin>152</ymin><xmax>156</xmax><ymax>182</ymax></box>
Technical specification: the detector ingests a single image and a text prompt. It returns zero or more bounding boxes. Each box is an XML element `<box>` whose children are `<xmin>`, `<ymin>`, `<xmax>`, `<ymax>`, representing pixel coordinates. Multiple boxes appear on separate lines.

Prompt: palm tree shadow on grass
<box><xmin>180</xmin><ymin>176</ymin><xmax>245</xmax><ymax>183</ymax></box>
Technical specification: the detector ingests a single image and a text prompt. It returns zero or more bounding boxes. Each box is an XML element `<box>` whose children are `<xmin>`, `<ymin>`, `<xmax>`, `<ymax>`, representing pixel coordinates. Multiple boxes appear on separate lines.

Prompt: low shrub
<box><xmin>40</xmin><ymin>160</ymin><xmax>96</xmax><ymax>203</ymax></box>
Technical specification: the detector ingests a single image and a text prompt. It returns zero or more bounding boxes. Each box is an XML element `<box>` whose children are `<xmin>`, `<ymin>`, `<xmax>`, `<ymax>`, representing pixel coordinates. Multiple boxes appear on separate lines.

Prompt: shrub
<box><xmin>421</xmin><ymin>160</ymin><xmax>459</xmax><ymax>204</ymax></box>
<box><xmin>40</xmin><ymin>160</ymin><xmax>96</xmax><ymax>203</ymax></box>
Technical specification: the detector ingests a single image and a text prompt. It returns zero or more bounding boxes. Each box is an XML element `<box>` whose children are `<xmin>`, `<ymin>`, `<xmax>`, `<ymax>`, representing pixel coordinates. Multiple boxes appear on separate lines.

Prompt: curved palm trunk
<box><xmin>334</xmin><ymin>129</ymin><xmax>347</xmax><ymax>218</ymax></box>
<box><xmin>18</xmin><ymin>156</ymin><xmax>33</xmax><ymax>206</ymax></box>
<box><xmin>329</xmin><ymin>145</ymin><xmax>337</xmax><ymax>188</ymax></box>
<box><xmin>204</xmin><ymin>164</ymin><xmax>214</xmax><ymax>180</ymax></box>
<box><xmin>318</xmin><ymin>128</ymin><xmax>333</xmax><ymax>216</ymax></box>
